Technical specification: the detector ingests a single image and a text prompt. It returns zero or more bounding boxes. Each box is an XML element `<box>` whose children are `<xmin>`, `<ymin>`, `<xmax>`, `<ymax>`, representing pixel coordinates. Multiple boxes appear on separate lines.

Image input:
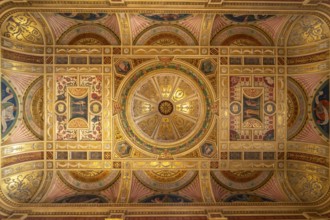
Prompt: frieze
<box><xmin>1</xmin><ymin>59</ymin><xmax>44</xmax><ymax>73</ymax></box>
<box><xmin>287</xmin><ymin>152</ymin><xmax>329</xmax><ymax>167</ymax></box>
<box><xmin>55</xmin><ymin>66</ymin><xmax>102</xmax><ymax>73</ymax></box>
<box><xmin>287</xmin><ymin>51</ymin><xmax>329</xmax><ymax>65</ymax></box>
<box><xmin>1</xmin><ymin>142</ymin><xmax>44</xmax><ymax>157</ymax></box>
<box><xmin>54</xmin><ymin>142</ymin><xmax>102</xmax><ymax>150</ymax></box>
<box><xmin>287</xmin><ymin>60</ymin><xmax>329</xmax><ymax>74</ymax></box>
<box><xmin>55</xmin><ymin>47</ymin><xmax>102</xmax><ymax>54</ymax></box>
<box><xmin>1</xmin><ymin>152</ymin><xmax>44</xmax><ymax>168</ymax></box>
<box><xmin>287</xmin><ymin>142</ymin><xmax>329</xmax><ymax>158</ymax></box>
<box><xmin>287</xmin><ymin>39</ymin><xmax>329</xmax><ymax>56</ymax></box>
<box><xmin>1</xmin><ymin>161</ymin><xmax>44</xmax><ymax>178</ymax></box>
<box><xmin>1</xmin><ymin>38</ymin><xmax>44</xmax><ymax>54</ymax></box>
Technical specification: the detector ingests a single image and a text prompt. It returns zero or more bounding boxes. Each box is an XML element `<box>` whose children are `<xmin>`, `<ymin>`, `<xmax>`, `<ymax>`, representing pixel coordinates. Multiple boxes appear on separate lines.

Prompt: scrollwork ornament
<box><xmin>2</xmin><ymin>171</ymin><xmax>43</xmax><ymax>203</ymax></box>
<box><xmin>3</xmin><ymin>13</ymin><xmax>43</xmax><ymax>44</ymax></box>
<box><xmin>287</xmin><ymin>171</ymin><xmax>329</xmax><ymax>202</ymax></box>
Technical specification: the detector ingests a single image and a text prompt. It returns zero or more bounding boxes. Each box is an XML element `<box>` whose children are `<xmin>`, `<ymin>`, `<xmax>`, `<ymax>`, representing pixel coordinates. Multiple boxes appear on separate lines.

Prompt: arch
<box><xmin>286</xmin><ymin>15</ymin><xmax>330</xmax><ymax>46</ymax></box>
<box><xmin>1</xmin><ymin>12</ymin><xmax>45</xmax><ymax>45</ymax></box>
<box><xmin>286</xmin><ymin>170</ymin><xmax>329</xmax><ymax>202</ymax></box>
<box><xmin>134</xmin><ymin>24</ymin><xmax>198</xmax><ymax>45</ymax></box>
<box><xmin>211</xmin><ymin>25</ymin><xmax>274</xmax><ymax>46</ymax></box>
<box><xmin>57</xmin><ymin>24</ymin><xmax>120</xmax><ymax>45</ymax></box>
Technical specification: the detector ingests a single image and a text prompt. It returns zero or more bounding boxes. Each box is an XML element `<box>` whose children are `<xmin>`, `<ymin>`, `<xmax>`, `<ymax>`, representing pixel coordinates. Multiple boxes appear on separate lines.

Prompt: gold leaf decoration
<box><xmin>3</xmin><ymin>13</ymin><xmax>43</xmax><ymax>44</ymax></box>
<box><xmin>2</xmin><ymin>171</ymin><xmax>43</xmax><ymax>203</ymax></box>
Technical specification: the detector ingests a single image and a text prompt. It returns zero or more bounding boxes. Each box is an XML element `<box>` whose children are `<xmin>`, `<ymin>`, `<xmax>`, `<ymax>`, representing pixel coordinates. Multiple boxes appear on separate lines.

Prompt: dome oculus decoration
<box><xmin>119</xmin><ymin>63</ymin><xmax>214</xmax><ymax>155</ymax></box>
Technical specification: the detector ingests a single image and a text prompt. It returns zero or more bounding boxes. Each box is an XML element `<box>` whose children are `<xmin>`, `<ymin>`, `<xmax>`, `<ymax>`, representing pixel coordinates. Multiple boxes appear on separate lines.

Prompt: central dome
<box><xmin>118</xmin><ymin>63</ymin><xmax>213</xmax><ymax>155</ymax></box>
<box><xmin>128</xmin><ymin>72</ymin><xmax>203</xmax><ymax>145</ymax></box>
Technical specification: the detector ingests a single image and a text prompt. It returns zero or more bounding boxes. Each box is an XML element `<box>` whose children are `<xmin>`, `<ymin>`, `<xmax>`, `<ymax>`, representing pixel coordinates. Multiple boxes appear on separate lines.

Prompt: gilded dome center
<box><xmin>158</xmin><ymin>100</ymin><xmax>174</xmax><ymax>115</ymax></box>
<box><xmin>119</xmin><ymin>64</ymin><xmax>213</xmax><ymax>155</ymax></box>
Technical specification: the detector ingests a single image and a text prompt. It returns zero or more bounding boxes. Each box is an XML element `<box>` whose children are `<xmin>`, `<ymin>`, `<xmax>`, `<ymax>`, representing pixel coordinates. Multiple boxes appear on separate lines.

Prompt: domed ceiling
<box><xmin>0</xmin><ymin>0</ymin><xmax>330</xmax><ymax>220</ymax></box>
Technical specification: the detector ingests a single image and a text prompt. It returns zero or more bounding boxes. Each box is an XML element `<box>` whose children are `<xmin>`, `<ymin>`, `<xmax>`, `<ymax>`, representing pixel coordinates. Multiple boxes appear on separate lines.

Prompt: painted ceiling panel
<box><xmin>0</xmin><ymin>1</ymin><xmax>329</xmax><ymax>219</ymax></box>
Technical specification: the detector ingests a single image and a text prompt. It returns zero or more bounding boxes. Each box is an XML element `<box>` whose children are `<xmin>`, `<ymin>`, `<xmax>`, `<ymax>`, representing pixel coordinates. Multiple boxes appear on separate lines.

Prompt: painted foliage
<box><xmin>312</xmin><ymin>80</ymin><xmax>329</xmax><ymax>138</ymax></box>
<box><xmin>1</xmin><ymin>79</ymin><xmax>19</xmax><ymax>139</ymax></box>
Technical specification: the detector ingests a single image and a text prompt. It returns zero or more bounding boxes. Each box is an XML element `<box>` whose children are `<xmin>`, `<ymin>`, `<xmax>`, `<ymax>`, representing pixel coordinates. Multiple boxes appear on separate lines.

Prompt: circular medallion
<box><xmin>119</xmin><ymin>63</ymin><xmax>214</xmax><ymax>155</ymax></box>
<box><xmin>264</xmin><ymin>102</ymin><xmax>276</xmax><ymax>115</ymax></box>
<box><xmin>230</xmin><ymin>102</ymin><xmax>241</xmax><ymax>115</ymax></box>
<box><xmin>158</xmin><ymin>100</ymin><xmax>174</xmax><ymax>115</ymax></box>
<box><xmin>90</xmin><ymin>101</ymin><xmax>102</xmax><ymax>114</ymax></box>
<box><xmin>55</xmin><ymin>101</ymin><xmax>67</xmax><ymax>114</ymax></box>
<box><xmin>128</xmin><ymin>72</ymin><xmax>203</xmax><ymax>145</ymax></box>
<box><xmin>23</xmin><ymin>77</ymin><xmax>43</xmax><ymax>139</ymax></box>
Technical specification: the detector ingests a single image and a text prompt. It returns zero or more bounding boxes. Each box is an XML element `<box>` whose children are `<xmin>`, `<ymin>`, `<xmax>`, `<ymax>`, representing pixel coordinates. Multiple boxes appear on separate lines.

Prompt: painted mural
<box><xmin>312</xmin><ymin>80</ymin><xmax>329</xmax><ymax>138</ymax></box>
<box><xmin>115</xmin><ymin>60</ymin><xmax>131</xmax><ymax>75</ymax></box>
<box><xmin>224</xmin><ymin>14</ymin><xmax>274</xmax><ymax>23</ymax></box>
<box><xmin>55</xmin><ymin>75</ymin><xmax>102</xmax><ymax>141</ymax></box>
<box><xmin>54</xmin><ymin>194</ymin><xmax>108</xmax><ymax>203</ymax></box>
<box><xmin>229</xmin><ymin>76</ymin><xmax>275</xmax><ymax>141</ymax></box>
<box><xmin>200</xmin><ymin>59</ymin><xmax>216</xmax><ymax>75</ymax></box>
<box><xmin>200</xmin><ymin>142</ymin><xmax>215</xmax><ymax>157</ymax></box>
<box><xmin>243</xmin><ymin>96</ymin><xmax>261</xmax><ymax>122</ymax></box>
<box><xmin>57</xmin><ymin>13</ymin><xmax>107</xmax><ymax>21</ymax></box>
<box><xmin>140</xmin><ymin>194</ymin><xmax>192</xmax><ymax>203</ymax></box>
<box><xmin>68</xmin><ymin>88</ymin><xmax>89</xmax><ymax>128</ymax></box>
<box><xmin>116</xmin><ymin>141</ymin><xmax>132</xmax><ymax>157</ymax></box>
<box><xmin>1</xmin><ymin>79</ymin><xmax>18</xmax><ymax>139</ymax></box>
<box><xmin>0</xmin><ymin>3</ymin><xmax>329</xmax><ymax>218</ymax></box>
<box><xmin>224</xmin><ymin>194</ymin><xmax>274</xmax><ymax>202</ymax></box>
<box><xmin>141</xmin><ymin>14</ymin><xmax>191</xmax><ymax>22</ymax></box>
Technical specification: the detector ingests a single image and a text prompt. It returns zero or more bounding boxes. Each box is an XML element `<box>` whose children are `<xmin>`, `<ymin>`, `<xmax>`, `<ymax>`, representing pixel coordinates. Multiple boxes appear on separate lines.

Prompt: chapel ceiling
<box><xmin>0</xmin><ymin>0</ymin><xmax>330</xmax><ymax>219</ymax></box>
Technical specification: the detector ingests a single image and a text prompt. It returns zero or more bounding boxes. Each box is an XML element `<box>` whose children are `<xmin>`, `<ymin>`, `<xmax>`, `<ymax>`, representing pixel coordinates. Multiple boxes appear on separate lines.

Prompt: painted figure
<box><xmin>142</xmin><ymin>14</ymin><xmax>191</xmax><ymax>22</ymax></box>
<box><xmin>243</xmin><ymin>97</ymin><xmax>261</xmax><ymax>121</ymax></box>
<box><xmin>314</xmin><ymin>91</ymin><xmax>329</xmax><ymax>126</ymax></box>
<box><xmin>116</xmin><ymin>60</ymin><xmax>131</xmax><ymax>75</ymax></box>
<box><xmin>224</xmin><ymin>14</ymin><xmax>274</xmax><ymax>23</ymax></box>
<box><xmin>1</xmin><ymin>87</ymin><xmax>17</xmax><ymax>134</ymax></box>
<box><xmin>201</xmin><ymin>60</ymin><xmax>215</xmax><ymax>75</ymax></box>
<box><xmin>312</xmin><ymin>81</ymin><xmax>329</xmax><ymax>137</ymax></box>
<box><xmin>201</xmin><ymin>143</ymin><xmax>214</xmax><ymax>157</ymax></box>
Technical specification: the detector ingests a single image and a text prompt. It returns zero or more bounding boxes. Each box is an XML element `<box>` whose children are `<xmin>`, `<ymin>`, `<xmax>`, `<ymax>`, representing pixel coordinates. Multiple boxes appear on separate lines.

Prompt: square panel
<box><xmin>229</xmin><ymin>76</ymin><xmax>276</xmax><ymax>141</ymax></box>
<box><xmin>55</xmin><ymin>75</ymin><xmax>102</xmax><ymax>141</ymax></box>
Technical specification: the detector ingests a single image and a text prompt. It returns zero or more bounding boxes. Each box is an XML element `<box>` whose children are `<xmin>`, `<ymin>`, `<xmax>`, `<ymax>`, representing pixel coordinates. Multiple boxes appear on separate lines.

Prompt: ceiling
<box><xmin>0</xmin><ymin>0</ymin><xmax>329</xmax><ymax>219</ymax></box>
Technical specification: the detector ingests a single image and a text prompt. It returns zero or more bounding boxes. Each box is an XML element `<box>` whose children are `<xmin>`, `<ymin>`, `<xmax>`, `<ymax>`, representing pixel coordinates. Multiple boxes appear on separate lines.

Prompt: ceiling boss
<box><xmin>117</xmin><ymin>62</ymin><xmax>215</xmax><ymax>156</ymax></box>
